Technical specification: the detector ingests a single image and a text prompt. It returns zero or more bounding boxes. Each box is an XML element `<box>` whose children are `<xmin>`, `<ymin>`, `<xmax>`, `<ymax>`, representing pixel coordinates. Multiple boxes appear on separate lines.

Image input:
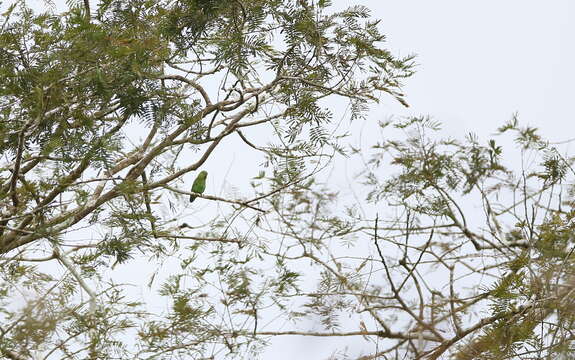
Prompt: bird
<box><xmin>190</xmin><ymin>170</ymin><xmax>208</xmax><ymax>202</ymax></box>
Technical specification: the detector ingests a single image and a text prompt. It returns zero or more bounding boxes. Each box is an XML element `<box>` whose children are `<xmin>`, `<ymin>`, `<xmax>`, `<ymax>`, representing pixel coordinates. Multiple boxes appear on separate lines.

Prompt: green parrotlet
<box><xmin>190</xmin><ymin>170</ymin><xmax>208</xmax><ymax>202</ymax></box>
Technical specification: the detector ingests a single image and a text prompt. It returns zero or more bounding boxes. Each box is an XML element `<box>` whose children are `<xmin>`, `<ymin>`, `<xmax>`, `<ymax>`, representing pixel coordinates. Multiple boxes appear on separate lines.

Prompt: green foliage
<box><xmin>0</xmin><ymin>0</ymin><xmax>415</xmax><ymax>357</ymax></box>
<box><xmin>368</xmin><ymin>119</ymin><xmax>575</xmax><ymax>359</ymax></box>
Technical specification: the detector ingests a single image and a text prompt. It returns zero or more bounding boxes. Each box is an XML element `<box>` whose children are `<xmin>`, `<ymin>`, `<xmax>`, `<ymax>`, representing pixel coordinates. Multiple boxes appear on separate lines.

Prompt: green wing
<box><xmin>190</xmin><ymin>171</ymin><xmax>208</xmax><ymax>202</ymax></box>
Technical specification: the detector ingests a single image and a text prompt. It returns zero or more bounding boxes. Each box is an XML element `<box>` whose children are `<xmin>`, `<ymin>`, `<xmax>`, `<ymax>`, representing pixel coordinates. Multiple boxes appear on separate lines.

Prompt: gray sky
<box><xmin>362</xmin><ymin>0</ymin><xmax>575</xmax><ymax>140</ymax></box>
<box><xmin>264</xmin><ymin>1</ymin><xmax>575</xmax><ymax>358</ymax></box>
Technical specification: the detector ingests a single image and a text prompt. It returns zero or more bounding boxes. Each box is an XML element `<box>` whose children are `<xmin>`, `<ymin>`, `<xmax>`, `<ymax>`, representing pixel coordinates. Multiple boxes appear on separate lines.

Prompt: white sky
<box><xmin>263</xmin><ymin>1</ymin><xmax>575</xmax><ymax>358</ymax></box>
<box><xmin>361</xmin><ymin>0</ymin><xmax>575</xmax><ymax>140</ymax></box>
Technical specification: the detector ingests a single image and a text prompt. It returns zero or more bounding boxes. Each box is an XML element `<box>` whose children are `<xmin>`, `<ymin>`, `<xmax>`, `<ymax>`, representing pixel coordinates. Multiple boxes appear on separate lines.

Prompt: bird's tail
<box><xmin>190</xmin><ymin>195</ymin><xmax>196</xmax><ymax>203</ymax></box>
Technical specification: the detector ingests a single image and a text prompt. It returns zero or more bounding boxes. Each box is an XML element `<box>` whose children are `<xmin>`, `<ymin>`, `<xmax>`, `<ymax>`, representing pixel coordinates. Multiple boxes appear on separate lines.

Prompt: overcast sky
<box><xmin>265</xmin><ymin>1</ymin><xmax>575</xmax><ymax>358</ymax></box>
<box><xmin>359</xmin><ymin>0</ymin><xmax>575</xmax><ymax>140</ymax></box>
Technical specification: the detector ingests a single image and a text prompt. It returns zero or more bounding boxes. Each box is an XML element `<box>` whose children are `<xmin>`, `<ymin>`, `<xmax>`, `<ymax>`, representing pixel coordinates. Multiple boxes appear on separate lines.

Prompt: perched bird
<box><xmin>190</xmin><ymin>170</ymin><xmax>208</xmax><ymax>202</ymax></box>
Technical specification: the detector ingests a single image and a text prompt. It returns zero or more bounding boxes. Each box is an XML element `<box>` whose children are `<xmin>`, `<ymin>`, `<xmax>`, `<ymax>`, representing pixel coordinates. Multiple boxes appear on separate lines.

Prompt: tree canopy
<box><xmin>1</xmin><ymin>1</ymin><xmax>574</xmax><ymax>359</ymax></box>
